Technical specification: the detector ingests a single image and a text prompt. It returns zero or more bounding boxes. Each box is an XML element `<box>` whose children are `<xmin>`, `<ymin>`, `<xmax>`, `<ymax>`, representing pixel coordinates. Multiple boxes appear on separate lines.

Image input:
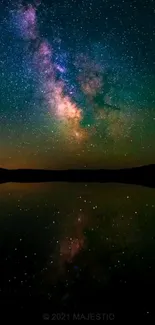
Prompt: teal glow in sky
<box><xmin>0</xmin><ymin>0</ymin><xmax>155</xmax><ymax>169</ymax></box>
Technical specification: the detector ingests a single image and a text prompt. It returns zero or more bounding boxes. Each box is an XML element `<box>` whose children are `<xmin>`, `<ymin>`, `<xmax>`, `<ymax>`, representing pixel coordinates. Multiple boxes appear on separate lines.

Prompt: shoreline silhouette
<box><xmin>0</xmin><ymin>164</ymin><xmax>155</xmax><ymax>188</ymax></box>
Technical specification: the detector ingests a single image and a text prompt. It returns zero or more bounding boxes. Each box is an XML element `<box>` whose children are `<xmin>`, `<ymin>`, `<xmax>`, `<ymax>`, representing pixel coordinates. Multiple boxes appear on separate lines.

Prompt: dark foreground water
<box><xmin>0</xmin><ymin>182</ymin><xmax>155</xmax><ymax>321</ymax></box>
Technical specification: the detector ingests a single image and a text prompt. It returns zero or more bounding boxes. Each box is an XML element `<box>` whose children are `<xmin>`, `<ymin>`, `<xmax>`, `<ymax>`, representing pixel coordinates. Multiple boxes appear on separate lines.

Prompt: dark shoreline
<box><xmin>0</xmin><ymin>164</ymin><xmax>155</xmax><ymax>188</ymax></box>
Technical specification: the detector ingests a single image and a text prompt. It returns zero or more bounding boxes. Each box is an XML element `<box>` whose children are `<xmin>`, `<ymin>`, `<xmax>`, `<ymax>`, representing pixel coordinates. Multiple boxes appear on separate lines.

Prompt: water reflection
<box><xmin>0</xmin><ymin>182</ymin><xmax>155</xmax><ymax>317</ymax></box>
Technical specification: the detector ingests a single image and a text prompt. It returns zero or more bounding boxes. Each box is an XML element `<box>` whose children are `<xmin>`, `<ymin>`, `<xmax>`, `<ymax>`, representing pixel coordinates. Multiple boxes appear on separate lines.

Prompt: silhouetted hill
<box><xmin>0</xmin><ymin>164</ymin><xmax>155</xmax><ymax>188</ymax></box>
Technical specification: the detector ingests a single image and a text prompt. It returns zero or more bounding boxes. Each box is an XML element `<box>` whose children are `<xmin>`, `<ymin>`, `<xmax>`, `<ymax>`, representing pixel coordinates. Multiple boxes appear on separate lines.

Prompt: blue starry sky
<box><xmin>0</xmin><ymin>0</ymin><xmax>155</xmax><ymax>169</ymax></box>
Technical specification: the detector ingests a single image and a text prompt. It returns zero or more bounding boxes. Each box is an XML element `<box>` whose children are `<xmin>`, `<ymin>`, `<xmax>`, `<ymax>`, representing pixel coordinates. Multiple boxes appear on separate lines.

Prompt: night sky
<box><xmin>0</xmin><ymin>0</ymin><xmax>155</xmax><ymax>169</ymax></box>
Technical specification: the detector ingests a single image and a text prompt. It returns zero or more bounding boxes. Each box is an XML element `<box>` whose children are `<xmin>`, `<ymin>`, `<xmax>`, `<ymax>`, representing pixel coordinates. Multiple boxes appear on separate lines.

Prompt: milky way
<box><xmin>13</xmin><ymin>3</ymin><xmax>88</xmax><ymax>144</ymax></box>
<box><xmin>12</xmin><ymin>2</ymin><xmax>134</xmax><ymax>144</ymax></box>
<box><xmin>0</xmin><ymin>0</ymin><xmax>155</xmax><ymax>168</ymax></box>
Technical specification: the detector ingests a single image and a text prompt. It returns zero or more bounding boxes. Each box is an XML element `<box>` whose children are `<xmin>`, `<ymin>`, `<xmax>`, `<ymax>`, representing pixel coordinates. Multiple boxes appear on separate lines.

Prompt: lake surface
<box><xmin>0</xmin><ymin>182</ymin><xmax>155</xmax><ymax>320</ymax></box>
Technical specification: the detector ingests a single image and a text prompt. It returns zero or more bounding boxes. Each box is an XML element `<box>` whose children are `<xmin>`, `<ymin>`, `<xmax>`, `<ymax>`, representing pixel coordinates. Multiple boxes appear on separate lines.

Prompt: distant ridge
<box><xmin>0</xmin><ymin>164</ymin><xmax>155</xmax><ymax>188</ymax></box>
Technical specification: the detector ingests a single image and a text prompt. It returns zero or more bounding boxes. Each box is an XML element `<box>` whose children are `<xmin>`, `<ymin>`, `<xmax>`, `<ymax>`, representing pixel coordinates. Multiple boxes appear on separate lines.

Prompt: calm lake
<box><xmin>0</xmin><ymin>182</ymin><xmax>155</xmax><ymax>320</ymax></box>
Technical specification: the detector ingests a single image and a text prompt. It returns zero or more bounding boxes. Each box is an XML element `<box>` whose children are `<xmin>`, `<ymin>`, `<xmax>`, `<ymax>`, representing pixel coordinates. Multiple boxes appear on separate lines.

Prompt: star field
<box><xmin>0</xmin><ymin>182</ymin><xmax>155</xmax><ymax>319</ymax></box>
<box><xmin>0</xmin><ymin>0</ymin><xmax>155</xmax><ymax>169</ymax></box>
